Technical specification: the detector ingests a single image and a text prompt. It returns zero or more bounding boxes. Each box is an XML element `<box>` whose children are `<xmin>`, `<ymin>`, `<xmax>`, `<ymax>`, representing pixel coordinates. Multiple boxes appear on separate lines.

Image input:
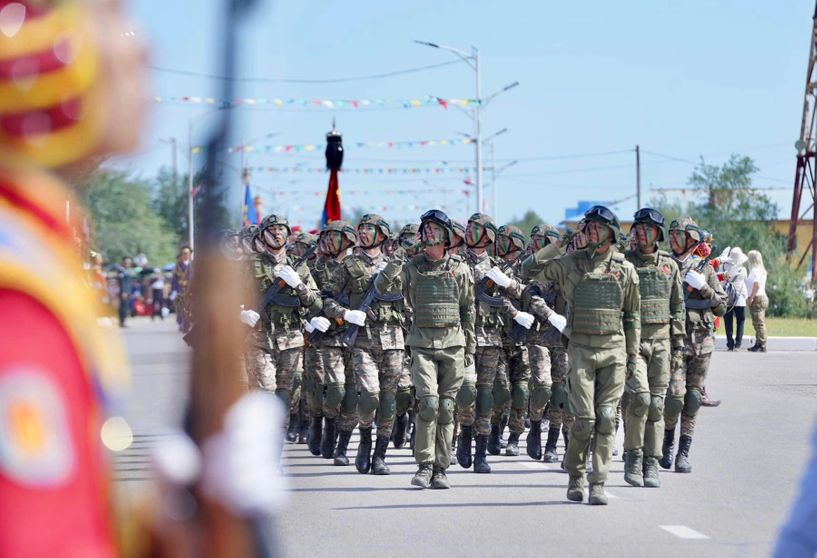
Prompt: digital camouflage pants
<box><xmin>352</xmin><ymin>345</ymin><xmax>404</xmax><ymax>437</ymax></box>
<box><xmin>456</xmin><ymin>345</ymin><xmax>502</xmax><ymax>435</ymax></box>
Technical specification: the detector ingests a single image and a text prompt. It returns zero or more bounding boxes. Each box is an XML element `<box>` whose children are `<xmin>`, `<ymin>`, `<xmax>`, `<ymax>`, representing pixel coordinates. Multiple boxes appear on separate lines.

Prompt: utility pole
<box><xmin>636</xmin><ymin>144</ymin><xmax>641</xmax><ymax>209</ymax></box>
<box><xmin>473</xmin><ymin>47</ymin><xmax>483</xmax><ymax>214</ymax></box>
<box><xmin>187</xmin><ymin>122</ymin><xmax>195</xmax><ymax>251</ymax></box>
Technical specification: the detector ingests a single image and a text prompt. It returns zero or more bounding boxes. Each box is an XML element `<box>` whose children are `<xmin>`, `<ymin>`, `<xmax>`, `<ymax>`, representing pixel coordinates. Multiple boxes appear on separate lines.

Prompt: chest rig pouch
<box><xmin>345</xmin><ymin>257</ymin><xmax>403</xmax><ymax>324</ymax></box>
<box><xmin>637</xmin><ymin>262</ymin><xmax>672</xmax><ymax>325</ymax></box>
<box><xmin>413</xmin><ymin>261</ymin><xmax>460</xmax><ymax>328</ymax></box>
<box><xmin>571</xmin><ymin>259</ymin><xmax>624</xmax><ymax>336</ymax></box>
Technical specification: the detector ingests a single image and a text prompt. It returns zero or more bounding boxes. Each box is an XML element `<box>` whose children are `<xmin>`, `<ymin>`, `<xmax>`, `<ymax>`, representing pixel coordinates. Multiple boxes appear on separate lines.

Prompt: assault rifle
<box><xmin>683</xmin><ymin>244</ymin><xmax>718</xmax><ymax>310</ymax></box>
<box><xmin>474</xmin><ymin>252</ymin><xmax>523</xmax><ymax>308</ymax></box>
<box><xmin>340</xmin><ymin>272</ymin><xmax>403</xmax><ymax>348</ymax></box>
<box><xmin>256</xmin><ymin>245</ymin><xmax>317</xmax><ymax>321</ymax></box>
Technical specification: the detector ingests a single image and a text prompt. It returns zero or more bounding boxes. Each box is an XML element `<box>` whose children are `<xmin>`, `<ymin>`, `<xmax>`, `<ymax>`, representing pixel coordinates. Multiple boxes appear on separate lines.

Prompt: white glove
<box><xmin>310</xmin><ymin>316</ymin><xmax>331</xmax><ymax>332</ymax></box>
<box><xmin>513</xmin><ymin>311</ymin><xmax>535</xmax><ymax>329</ymax></box>
<box><xmin>685</xmin><ymin>270</ymin><xmax>706</xmax><ymax>290</ymax></box>
<box><xmin>275</xmin><ymin>265</ymin><xmax>303</xmax><ymax>289</ymax></box>
<box><xmin>719</xmin><ymin>246</ymin><xmax>731</xmax><ymax>260</ymax></box>
<box><xmin>169</xmin><ymin>291</ymin><xmax>178</xmax><ymax>302</ymax></box>
<box><xmin>344</xmin><ymin>309</ymin><xmax>367</xmax><ymax>326</ymax></box>
<box><xmin>547</xmin><ymin>312</ymin><xmax>567</xmax><ymax>332</ymax></box>
<box><xmin>151</xmin><ymin>430</ymin><xmax>202</xmax><ymax>486</ymax></box>
<box><xmin>304</xmin><ymin>321</ymin><xmax>315</xmax><ymax>333</ymax></box>
<box><xmin>201</xmin><ymin>392</ymin><xmax>287</xmax><ymax>515</ymax></box>
<box><xmin>486</xmin><ymin>266</ymin><xmax>512</xmax><ymax>288</ymax></box>
<box><xmin>463</xmin><ymin>362</ymin><xmax>477</xmax><ymax>382</ymax></box>
<box><xmin>239</xmin><ymin>309</ymin><xmax>261</xmax><ymax>327</ymax></box>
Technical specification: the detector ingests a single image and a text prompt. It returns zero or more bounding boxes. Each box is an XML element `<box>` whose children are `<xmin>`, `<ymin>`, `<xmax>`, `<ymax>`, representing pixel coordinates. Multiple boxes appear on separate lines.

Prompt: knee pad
<box><xmin>324</xmin><ymin>383</ymin><xmax>345</xmax><ymax>408</ymax></box>
<box><xmin>476</xmin><ymin>386</ymin><xmax>493</xmax><ymax>415</ymax></box>
<box><xmin>511</xmin><ymin>382</ymin><xmax>530</xmax><ymax>409</ymax></box>
<box><xmin>493</xmin><ymin>383</ymin><xmax>510</xmax><ymax>407</ymax></box>
<box><xmin>550</xmin><ymin>382</ymin><xmax>568</xmax><ymax>409</ymax></box>
<box><xmin>438</xmin><ymin>397</ymin><xmax>456</xmax><ymax>425</ymax></box>
<box><xmin>571</xmin><ymin>417</ymin><xmax>595</xmax><ymax>442</ymax></box>
<box><xmin>630</xmin><ymin>392</ymin><xmax>650</xmax><ymax>418</ymax></box>
<box><xmin>664</xmin><ymin>395</ymin><xmax>684</xmax><ymax>418</ymax></box>
<box><xmin>378</xmin><ymin>391</ymin><xmax>396</xmax><ymax>420</ymax></box>
<box><xmin>418</xmin><ymin>395</ymin><xmax>439</xmax><ymax>423</ymax></box>
<box><xmin>684</xmin><ymin>388</ymin><xmax>703</xmax><ymax>416</ymax></box>
<box><xmin>595</xmin><ymin>405</ymin><xmax>617</xmax><ymax>435</ymax></box>
<box><xmin>648</xmin><ymin>395</ymin><xmax>664</xmax><ymax>422</ymax></box>
<box><xmin>529</xmin><ymin>384</ymin><xmax>552</xmax><ymax>411</ymax></box>
<box><xmin>358</xmin><ymin>390</ymin><xmax>379</xmax><ymax>416</ymax></box>
<box><xmin>396</xmin><ymin>388</ymin><xmax>413</xmax><ymax>415</ymax></box>
<box><xmin>341</xmin><ymin>389</ymin><xmax>358</xmax><ymax>415</ymax></box>
<box><xmin>456</xmin><ymin>382</ymin><xmax>477</xmax><ymax>408</ymax></box>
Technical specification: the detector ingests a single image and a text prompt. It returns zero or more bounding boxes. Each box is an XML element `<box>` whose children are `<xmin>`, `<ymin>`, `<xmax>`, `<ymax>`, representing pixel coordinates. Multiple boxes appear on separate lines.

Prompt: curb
<box><xmin>714</xmin><ymin>335</ymin><xmax>817</xmax><ymax>351</ymax></box>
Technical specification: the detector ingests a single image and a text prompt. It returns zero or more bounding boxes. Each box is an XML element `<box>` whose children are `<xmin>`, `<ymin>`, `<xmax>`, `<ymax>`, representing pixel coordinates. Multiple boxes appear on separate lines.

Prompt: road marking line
<box><xmin>659</xmin><ymin>525</ymin><xmax>709</xmax><ymax>539</ymax></box>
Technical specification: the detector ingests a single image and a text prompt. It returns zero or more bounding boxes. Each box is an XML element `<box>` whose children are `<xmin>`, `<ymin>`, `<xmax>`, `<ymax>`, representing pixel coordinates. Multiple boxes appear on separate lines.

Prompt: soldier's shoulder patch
<box><xmin>0</xmin><ymin>367</ymin><xmax>74</xmax><ymax>487</ymax></box>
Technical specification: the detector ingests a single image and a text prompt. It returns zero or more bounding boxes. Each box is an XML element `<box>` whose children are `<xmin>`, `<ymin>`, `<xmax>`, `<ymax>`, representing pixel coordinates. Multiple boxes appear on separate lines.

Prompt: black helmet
<box><xmin>632</xmin><ymin>207</ymin><xmax>666</xmax><ymax>242</ymax></box>
<box><xmin>419</xmin><ymin>208</ymin><xmax>452</xmax><ymax>246</ymax></box>
<box><xmin>584</xmin><ymin>205</ymin><xmax>621</xmax><ymax>239</ymax></box>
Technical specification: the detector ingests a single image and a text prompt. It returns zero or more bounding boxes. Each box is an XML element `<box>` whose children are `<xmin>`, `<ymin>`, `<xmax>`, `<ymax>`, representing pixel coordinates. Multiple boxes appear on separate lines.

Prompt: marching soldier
<box><xmin>323</xmin><ymin>215</ymin><xmax>406</xmax><ymax>475</ymax></box>
<box><xmin>376</xmin><ymin>209</ymin><xmax>475</xmax><ymax>489</ymax></box>
<box><xmin>661</xmin><ymin>218</ymin><xmax>727</xmax><ymax>473</ymax></box>
<box><xmin>524</xmin><ymin>205</ymin><xmax>640</xmax><ymax>505</ymax></box>
<box><xmin>622</xmin><ymin>208</ymin><xmax>685</xmax><ymax>488</ymax></box>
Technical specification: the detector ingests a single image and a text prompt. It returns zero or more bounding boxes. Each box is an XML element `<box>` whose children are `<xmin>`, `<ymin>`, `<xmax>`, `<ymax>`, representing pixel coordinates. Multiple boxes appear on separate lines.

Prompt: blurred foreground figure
<box><xmin>774</xmin><ymin>423</ymin><xmax>817</xmax><ymax>557</ymax></box>
<box><xmin>0</xmin><ymin>0</ymin><xmax>146</xmax><ymax>555</ymax></box>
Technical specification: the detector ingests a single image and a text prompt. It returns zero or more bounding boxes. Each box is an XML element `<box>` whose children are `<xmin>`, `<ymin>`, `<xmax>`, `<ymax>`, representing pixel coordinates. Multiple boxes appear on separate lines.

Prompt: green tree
<box><xmin>83</xmin><ymin>170</ymin><xmax>179</xmax><ymax>266</ymax></box>
<box><xmin>509</xmin><ymin>209</ymin><xmax>548</xmax><ymax>236</ymax></box>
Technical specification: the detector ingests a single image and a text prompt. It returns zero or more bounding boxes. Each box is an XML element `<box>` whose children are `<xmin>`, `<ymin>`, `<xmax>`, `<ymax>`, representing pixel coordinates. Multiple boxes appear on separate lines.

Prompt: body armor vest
<box><xmin>636</xmin><ymin>263</ymin><xmax>672</xmax><ymax>325</ymax></box>
<box><xmin>571</xmin><ymin>268</ymin><xmax>624</xmax><ymax>336</ymax></box>
<box><xmin>413</xmin><ymin>260</ymin><xmax>460</xmax><ymax>328</ymax></box>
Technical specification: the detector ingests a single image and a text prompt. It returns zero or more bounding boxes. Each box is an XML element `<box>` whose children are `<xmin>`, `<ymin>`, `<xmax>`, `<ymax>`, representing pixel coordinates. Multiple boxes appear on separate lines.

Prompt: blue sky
<box><xmin>116</xmin><ymin>0</ymin><xmax>810</xmax><ymax>230</ymax></box>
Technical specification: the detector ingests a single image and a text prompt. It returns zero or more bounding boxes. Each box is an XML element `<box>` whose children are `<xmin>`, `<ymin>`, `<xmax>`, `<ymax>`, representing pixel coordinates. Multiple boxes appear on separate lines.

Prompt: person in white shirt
<box><xmin>720</xmin><ymin>247</ymin><xmax>748</xmax><ymax>350</ymax></box>
<box><xmin>745</xmin><ymin>250</ymin><xmax>769</xmax><ymax>352</ymax></box>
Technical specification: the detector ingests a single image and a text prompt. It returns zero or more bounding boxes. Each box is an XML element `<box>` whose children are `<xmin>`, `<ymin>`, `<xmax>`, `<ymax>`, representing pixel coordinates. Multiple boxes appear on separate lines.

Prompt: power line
<box><xmin>145</xmin><ymin>60</ymin><xmax>461</xmax><ymax>84</ymax></box>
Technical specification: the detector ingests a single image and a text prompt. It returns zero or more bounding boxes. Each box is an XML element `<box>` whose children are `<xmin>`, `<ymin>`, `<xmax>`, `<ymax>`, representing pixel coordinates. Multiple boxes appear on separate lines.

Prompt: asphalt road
<box><xmin>117</xmin><ymin>318</ymin><xmax>817</xmax><ymax>558</ymax></box>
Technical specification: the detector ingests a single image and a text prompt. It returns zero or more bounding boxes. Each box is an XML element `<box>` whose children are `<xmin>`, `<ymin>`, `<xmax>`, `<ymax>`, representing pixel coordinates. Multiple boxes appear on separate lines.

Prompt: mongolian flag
<box><xmin>321</xmin><ymin>169</ymin><xmax>341</xmax><ymax>226</ymax></box>
<box><xmin>242</xmin><ymin>182</ymin><xmax>258</xmax><ymax>226</ymax></box>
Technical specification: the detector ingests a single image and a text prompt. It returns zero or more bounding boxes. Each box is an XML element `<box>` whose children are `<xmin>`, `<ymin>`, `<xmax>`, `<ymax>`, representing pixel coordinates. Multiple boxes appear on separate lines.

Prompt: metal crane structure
<box><xmin>789</xmin><ymin>1</ymin><xmax>817</xmax><ymax>282</ymax></box>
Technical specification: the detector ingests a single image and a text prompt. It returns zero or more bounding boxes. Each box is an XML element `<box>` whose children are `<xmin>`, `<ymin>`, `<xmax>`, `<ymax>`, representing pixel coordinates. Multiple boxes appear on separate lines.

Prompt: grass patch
<box><xmin>716</xmin><ymin>316</ymin><xmax>817</xmax><ymax>338</ymax></box>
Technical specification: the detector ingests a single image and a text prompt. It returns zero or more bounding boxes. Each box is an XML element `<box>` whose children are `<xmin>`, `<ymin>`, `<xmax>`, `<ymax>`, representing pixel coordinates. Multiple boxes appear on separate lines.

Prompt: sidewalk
<box><xmin>714</xmin><ymin>335</ymin><xmax>817</xmax><ymax>351</ymax></box>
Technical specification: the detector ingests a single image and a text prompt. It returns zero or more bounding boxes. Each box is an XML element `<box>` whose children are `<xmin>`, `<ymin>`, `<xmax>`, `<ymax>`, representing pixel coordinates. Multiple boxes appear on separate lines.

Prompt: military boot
<box><xmin>588</xmin><ymin>483</ymin><xmax>608</xmax><ymax>505</ymax></box>
<box><xmin>560</xmin><ymin>430</ymin><xmax>570</xmax><ymax>470</ymax></box>
<box><xmin>526</xmin><ymin>420</ymin><xmax>542</xmax><ymax>460</ymax></box>
<box><xmin>623</xmin><ymin>448</ymin><xmax>644</xmax><ymax>487</ymax></box>
<box><xmin>320</xmin><ymin>417</ymin><xmax>337</xmax><ymax>459</ymax></box>
<box><xmin>411</xmin><ymin>462</ymin><xmax>433</xmax><ymax>489</ymax></box>
<box><xmin>371</xmin><ymin>435</ymin><xmax>391</xmax><ymax>475</ymax></box>
<box><xmin>506</xmin><ymin>432</ymin><xmax>520</xmax><ymax>456</ymax></box>
<box><xmin>307</xmin><ymin>415</ymin><xmax>323</xmax><ymax>456</ymax></box>
<box><xmin>566</xmin><ymin>475</ymin><xmax>584</xmax><ymax>502</ymax></box>
<box><xmin>392</xmin><ymin>413</ymin><xmax>408</xmax><ymax>449</ymax></box>
<box><xmin>456</xmin><ymin>424</ymin><xmax>473</xmax><ymax>469</ymax></box>
<box><xmin>543</xmin><ymin>426</ymin><xmax>560</xmax><ymax>463</ymax></box>
<box><xmin>356</xmin><ymin>427</ymin><xmax>373</xmax><ymax>474</ymax></box>
<box><xmin>298</xmin><ymin>415</ymin><xmax>309</xmax><ymax>444</ymax></box>
<box><xmin>431</xmin><ymin>466</ymin><xmax>451</xmax><ymax>489</ymax></box>
<box><xmin>333</xmin><ymin>429</ymin><xmax>352</xmax><ymax>466</ymax></box>
<box><xmin>286</xmin><ymin>412</ymin><xmax>299</xmax><ymax>443</ymax></box>
<box><xmin>499</xmin><ymin>414</ymin><xmax>509</xmax><ymax>449</ymax></box>
<box><xmin>474</xmin><ymin>435</ymin><xmax>492</xmax><ymax>474</ymax></box>
<box><xmin>488</xmin><ymin>423</ymin><xmax>502</xmax><ymax>455</ymax></box>
<box><xmin>675</xmin><ymin>435</ymin><xmax>693</xmax><ymax>473</ymax></box>
<box><xmin>659</xmin><ymin>427</ymin><xmax>675</xmax><ymax>470</ymax></box>
<box><xmin>643</xmin><ymin>456</ymin><xmax>661</xmax><ymax>488</ymax></box>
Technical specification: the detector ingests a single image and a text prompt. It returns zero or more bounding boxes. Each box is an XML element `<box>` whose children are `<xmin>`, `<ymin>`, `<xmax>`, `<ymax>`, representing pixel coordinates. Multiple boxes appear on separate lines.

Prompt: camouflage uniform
<box><xmin>622</xmin><ymin>245</ymin><xmax>684</xmax><ymax>486</ymax></box>
<box><xmin>661</xmin><ymin>218</ymin><xmax>727</xmax><ymax>473</ymax></box>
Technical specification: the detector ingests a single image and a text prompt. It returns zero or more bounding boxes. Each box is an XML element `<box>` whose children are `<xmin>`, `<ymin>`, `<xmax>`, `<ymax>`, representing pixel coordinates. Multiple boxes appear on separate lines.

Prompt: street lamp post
<box><xmin>414</xmin><ymin>40</ymin><xmax>518</xmax><ymax>213</ymax></box>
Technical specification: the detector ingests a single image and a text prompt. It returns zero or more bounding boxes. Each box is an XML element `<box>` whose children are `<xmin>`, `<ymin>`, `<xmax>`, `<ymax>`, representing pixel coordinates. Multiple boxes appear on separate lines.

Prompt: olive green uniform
<box><xmin>526</xmin><ymin>243</ymin><xmax>640</xmax><ymax>485</ymax></box>
<box><xmin>376</xmin><ymin>253</ymin><xmax>476</xmax><ymax>469</ymax></box>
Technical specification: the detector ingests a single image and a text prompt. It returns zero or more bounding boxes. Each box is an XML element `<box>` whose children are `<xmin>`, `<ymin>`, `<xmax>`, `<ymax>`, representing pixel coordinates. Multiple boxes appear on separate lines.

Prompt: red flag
<box><xmin>322</xmin><ymin>169</ymin><xmax>341</xmax><ymax>225</ymax></box>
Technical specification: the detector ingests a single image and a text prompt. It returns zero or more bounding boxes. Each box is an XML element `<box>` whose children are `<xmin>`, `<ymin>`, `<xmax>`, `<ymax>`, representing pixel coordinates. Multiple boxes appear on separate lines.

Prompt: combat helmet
<box><xmin>467</xmin><ymin>212</ymin><xmax>498</xmax><ymax>244</ymax></box>
<box><xmin>321</xmin><ymin>220</ymin><xmax>357</xmax><ymax>245</ymax></box>
<box><xmin>668</xmin><ymin>217</ymin><xmax>702</xmax><ymax>242</ymax></box>
<box><xmin>358</xmin><ymin>213</ymin><xmax>391</xmax><ymax>245</ymax></box>
<box><xmin>583</xmin><ymin>205</ymin><xmax>621</xmax><ymax>240</ymax></box>
<box><xmin>530</xmin><ymin>223</ymin><xmax>561</xmax><ymax>245</ymax></box>
<box><xmin>419</xmin><ymin>208</ymin><xmax>452</xmax><ymax>246</ymax></box>
<box><xmin>450</xmin><ymin>220</ymin><xmax>466</xmax><ymax>246</ymax></box>
<box><xmin>496</xmin><ymin>224</ymin><xmax>527</xmax><ymax>255</ymax></box>
<box><xmin>631</xmin><ymin>207</ymin><xmax>666</xmax><ymax>242</ymax></box>
<box><xmin>259</xmin><ymin>213</ymin><xmax>291</xmax><ymax>236</ymax></box>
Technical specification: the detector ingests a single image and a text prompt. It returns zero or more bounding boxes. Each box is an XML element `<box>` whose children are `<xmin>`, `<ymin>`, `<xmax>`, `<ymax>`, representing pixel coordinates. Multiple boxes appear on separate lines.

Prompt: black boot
<box><xmin>474</xmin><ymin>435</ymin><xmax>492</xmax><ymax>473</ymax></box>
<box><xmin>320</xmin><ymin>417</ymin><xmax>337</xmax><ymax>459</ymax></box>
<box><xmin>392</xmin><ymin>413</ymin><xmax>408</xmax><ymax>449</ymax></box>
<box><xmin>659</xmin><ymin>427</ymin><xmax>675</xmax><ymax>470</ymax></box>
<box><xmin>543</xmin><ymin>426</ymin><xmax>560</xmax><ymax>463</ymax></box>
<box><xmin>499</xmin><ymin>414</ymin><xmax>509</xmax><ymax>449</ymax></box>
<box><xmin>308</xmin><ymin>415</ymin><xmax>323</xmax><ymax>456</ymax></box>
<box><xmin>506</xmin><ymin>432</ymin><xmax>520</xmax><ymax>456</ymax></box>
<box><xmin>560</xmin><ymin>430</ymin><xmax>570</xmax><ymax>471</ymax></box>
<box><xmin>298</xmin><ymin>413</ymin><xmax>309</xmax><ymax>444</ymax></box>
<box><xmin>456</xmin><ymin>424</ymin><xmax>473</xmax><ymax>469</ymax></box>
<box><xmin>488</xmin><ymin>423</ymin><xmax>502</xmax><ymax>455</ymax></box>
<box><xmin>356</xmin><ymin>427</ymin><xmax>373</xmax><ymax>474</ymax></box>
<box><xmin>675</xmin><ymin>435</ymin><xmax>693</xmax><ymax>473</ymax></box>
<box><xmin>408</xmin><ymin>410</ymin><xmax>416</xmax><ymax>453</ymax></box>
<box><xmin>526</xmin><ymin>420</ymin><xmax>542</xmax><ymax>460</ymax></box>
<box><xmin>371</xmin><ymin>435</ymin><xmax>390</xmax><ymax>475</ymax></box>
<box><xmin>333</xmin><ymin>429</ymin><xmax>352</xmax><ymax>466</ymax></box>
<box><xmin>286</xmin><ymin>412</ymin><xmax>299</xmax><ymax>442</ymax></box>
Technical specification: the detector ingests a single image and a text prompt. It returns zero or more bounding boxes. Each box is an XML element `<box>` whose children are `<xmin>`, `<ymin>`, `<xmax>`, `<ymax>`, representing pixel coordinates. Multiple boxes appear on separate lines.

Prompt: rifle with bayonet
<box><xmin>256</xmin><ymin>245</ymin><xmax>317</xmax><ymax>321</ymax></box>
